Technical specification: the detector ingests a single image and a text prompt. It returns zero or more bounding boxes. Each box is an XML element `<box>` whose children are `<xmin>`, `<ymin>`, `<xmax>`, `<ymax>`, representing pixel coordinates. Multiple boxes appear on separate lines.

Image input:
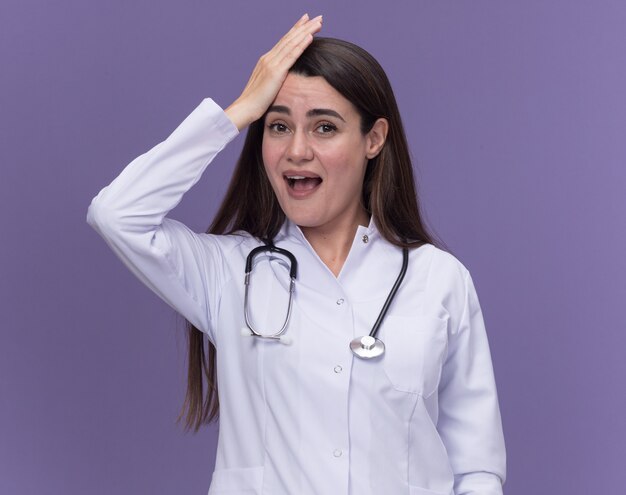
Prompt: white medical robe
<box><xmin>87</xmin><ymin>98</ymin><xmax>507</xmax><ymax>495</ymax></box>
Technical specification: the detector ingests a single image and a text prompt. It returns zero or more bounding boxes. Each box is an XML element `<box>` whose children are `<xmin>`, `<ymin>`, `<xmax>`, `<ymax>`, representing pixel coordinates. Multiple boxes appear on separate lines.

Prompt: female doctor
<box><xmin>87</xmin><ymin>14</ymin><xmax>506</xmax><ymax>495</ymax></box>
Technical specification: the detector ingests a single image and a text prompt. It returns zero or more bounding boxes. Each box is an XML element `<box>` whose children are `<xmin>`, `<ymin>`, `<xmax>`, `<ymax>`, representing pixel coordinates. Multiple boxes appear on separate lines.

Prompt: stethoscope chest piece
<box><xmin>350</xmin><ymin>335</ymin><xmax>385</xmax><ymax>359</ymax></box>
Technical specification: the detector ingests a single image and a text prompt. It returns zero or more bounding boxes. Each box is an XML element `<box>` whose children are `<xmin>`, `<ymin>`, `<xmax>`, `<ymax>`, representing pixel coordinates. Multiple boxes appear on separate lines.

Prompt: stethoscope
<box><xmin>240</xmin><ymin>239</ymin><xmax>409</xmax><ymax>359</ymax></box>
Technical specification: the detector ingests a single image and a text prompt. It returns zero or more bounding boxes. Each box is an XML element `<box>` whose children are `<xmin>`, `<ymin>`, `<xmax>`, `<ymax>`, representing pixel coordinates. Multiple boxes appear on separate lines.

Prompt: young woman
<box><xmin>87</xmin><ymin>14</ymin><xmax>506</xmax><ymax>495</ymax></box>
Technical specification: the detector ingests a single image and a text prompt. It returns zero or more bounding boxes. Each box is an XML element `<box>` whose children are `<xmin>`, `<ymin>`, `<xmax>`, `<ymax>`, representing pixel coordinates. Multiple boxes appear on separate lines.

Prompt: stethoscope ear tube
<box><xmin>245</xmin><ymin>241</ymin><xmax>297</xmax><ymax>279</ymax></box>
<box><xmin>243</xmin><ymin>239</ymin><xmax>297</xmax><ymax>340</ymax></box>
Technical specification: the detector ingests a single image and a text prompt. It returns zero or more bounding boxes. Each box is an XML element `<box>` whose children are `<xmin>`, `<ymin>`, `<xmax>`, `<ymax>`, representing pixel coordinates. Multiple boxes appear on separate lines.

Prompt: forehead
<box><xmin>272</xmin><ymin>74</ymin><xmax>356</xmax><ymax>116</ymax></box>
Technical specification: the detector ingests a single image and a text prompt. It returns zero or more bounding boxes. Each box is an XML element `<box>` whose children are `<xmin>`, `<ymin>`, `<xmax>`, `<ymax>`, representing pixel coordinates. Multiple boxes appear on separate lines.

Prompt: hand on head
<box><xmin>225</xmin><ymin>14</ymin><xmax>323</xmax><ymax>131</ymax></box>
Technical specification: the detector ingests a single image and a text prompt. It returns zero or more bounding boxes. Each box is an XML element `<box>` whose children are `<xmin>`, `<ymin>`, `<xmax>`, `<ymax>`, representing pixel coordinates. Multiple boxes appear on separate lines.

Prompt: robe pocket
<box><xmin>208</xmin><ymin>466</ymin><xmax>264</xmax><ymax>494</ymax></box>
<box><xmin>382</xmin><ymin>315</ymin><xmax>448</xmax><ymax>396</ymax></box>
<box><xmin>409</xmin><ymin>486</ymin><xmax>451</xmax><ymax>495</ymax></box>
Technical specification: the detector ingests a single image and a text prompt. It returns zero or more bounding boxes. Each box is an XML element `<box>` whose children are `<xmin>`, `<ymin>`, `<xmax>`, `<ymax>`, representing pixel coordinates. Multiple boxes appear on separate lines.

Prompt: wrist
<box><xmin>225</xmin><ymin>99</ymin><xmax>263</xmax><ymax>131</ymax></box>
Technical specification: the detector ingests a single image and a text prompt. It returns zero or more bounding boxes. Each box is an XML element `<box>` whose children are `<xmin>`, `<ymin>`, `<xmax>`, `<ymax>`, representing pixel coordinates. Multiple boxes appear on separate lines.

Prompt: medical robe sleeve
<box><xmin>86</xmin><ymin>98</ymin><xmax>239</xmax><ymax>342</ymax></box>
<box><xmin>437</xmin><ymin>269</ymin><xmax>507</xmax><ymax>495</ymax></box>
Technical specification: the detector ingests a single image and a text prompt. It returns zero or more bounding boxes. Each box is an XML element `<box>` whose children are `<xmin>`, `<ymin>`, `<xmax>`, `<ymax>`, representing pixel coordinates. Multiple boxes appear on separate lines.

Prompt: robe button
<box><xmin>362</xmin><ymin>234</ymin><xmax>369</xmax><ymax>243</ymax></box>
<box><xmin>333</xmin><ymin>449</ymin><xmax>343</xmax><ymax>457</ymax></box>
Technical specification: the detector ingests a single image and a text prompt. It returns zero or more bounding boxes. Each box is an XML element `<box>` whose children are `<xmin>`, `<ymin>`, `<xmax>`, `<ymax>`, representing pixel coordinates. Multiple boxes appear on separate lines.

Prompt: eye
<box><xmin>315</xmin><ymin>122</ymin><xmax>337</xmax><ymax>135</ymax></box>
<box><xmin>267</xmin><ymin>122</ymin><xmax>289</xmax><ymax>134</ymax></box>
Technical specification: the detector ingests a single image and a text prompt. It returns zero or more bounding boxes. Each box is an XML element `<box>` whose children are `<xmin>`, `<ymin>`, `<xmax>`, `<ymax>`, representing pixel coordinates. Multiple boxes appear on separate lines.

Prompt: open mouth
<box><xmin>284</xmin><ymin>174</ymin><xmax>323</xmax><ymax>192</ymax></box>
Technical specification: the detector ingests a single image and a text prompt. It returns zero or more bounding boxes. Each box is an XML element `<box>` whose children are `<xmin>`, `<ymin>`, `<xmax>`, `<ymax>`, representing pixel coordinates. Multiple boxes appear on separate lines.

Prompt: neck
<box><xmin>300</xmin><ymin>208</ymin><xmax>370</xmax><ymax>277</ymax></box>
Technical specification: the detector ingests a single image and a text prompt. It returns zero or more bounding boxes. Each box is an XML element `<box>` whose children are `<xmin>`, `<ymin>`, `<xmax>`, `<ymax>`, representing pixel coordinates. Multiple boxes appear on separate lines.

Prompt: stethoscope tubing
<box><xmin>243</xmin><ymin>240</ymin><xmax>297</xmax><ymax>340</ymax></box>
<box><xmin>245</xmin><ymin>241</ymin><xmax>297</xmax><ymax>279</ymax></box>
<box><xmin>368</xmin><ymin>247</ymin><xmax>409</xmax><ymax>340</ymax></box>
<box><xmin>242</xmin><ymin>238</ymin><xmax>410</xmax><ymax>358</ymax></box>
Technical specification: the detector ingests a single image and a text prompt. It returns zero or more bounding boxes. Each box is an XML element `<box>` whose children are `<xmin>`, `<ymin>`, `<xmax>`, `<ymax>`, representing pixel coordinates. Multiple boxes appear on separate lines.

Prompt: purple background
<box><xmin>2</xmin><ymin>1</ymin><xmax>625</xmax><ymax>494</ymax></box>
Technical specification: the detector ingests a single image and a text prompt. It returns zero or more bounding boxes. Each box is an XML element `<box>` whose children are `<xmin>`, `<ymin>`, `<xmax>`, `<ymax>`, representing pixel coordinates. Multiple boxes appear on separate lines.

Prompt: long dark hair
<box><xmin>177</xmin><ymin>37</ymin><xmax>439</xmax><ymax>431</ymax></box>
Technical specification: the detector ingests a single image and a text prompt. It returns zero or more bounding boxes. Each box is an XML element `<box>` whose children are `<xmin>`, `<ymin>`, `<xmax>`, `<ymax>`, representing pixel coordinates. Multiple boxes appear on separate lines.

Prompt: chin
<box><xmin>276</xmin><ymin>201</ymin><xmax>305</xmax><ymax>223</ymax></box>
<box><xmin>282</xmin><ymin>209</ymin><xmax>326</xmax><ymax>229</ymax></box>
<box><xmin>286</xmin><ymin>215</ymin><xmax>322</xmax><ymax>229</ymax></box>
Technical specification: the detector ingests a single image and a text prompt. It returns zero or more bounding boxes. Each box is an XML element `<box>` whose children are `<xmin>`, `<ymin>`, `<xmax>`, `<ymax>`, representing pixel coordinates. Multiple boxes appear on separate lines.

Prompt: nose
<box><xmin>286</xmin><ymin>129</ymin><xmax>314</xmax><ymax>163</ymax></box>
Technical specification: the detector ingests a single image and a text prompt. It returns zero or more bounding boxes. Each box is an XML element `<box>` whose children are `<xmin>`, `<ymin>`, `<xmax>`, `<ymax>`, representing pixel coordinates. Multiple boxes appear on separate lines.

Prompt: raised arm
<box><xmin>86</xmin><ymin>99</ymin><xmax>239</xmax><ymax>339</ymax></box>
<box><xmin>86</xmin><ymin>14</ymin><xmax>323</xmax><ymax>341</ymax></box>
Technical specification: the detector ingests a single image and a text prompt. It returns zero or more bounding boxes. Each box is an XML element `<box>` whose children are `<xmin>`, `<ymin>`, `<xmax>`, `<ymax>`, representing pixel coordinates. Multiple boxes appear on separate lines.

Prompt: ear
<box><xmin>365</xmin><ymin>118</ymin><xmax>389</xmax><ymax>159</ymax></box>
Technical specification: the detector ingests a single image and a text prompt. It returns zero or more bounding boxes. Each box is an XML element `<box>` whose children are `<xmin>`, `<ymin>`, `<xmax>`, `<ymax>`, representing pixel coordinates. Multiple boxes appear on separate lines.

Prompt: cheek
<box><xmin>320</xmin><ymin>149</ymin><xmax>367</xmax><ymax>187</ymax></box>
<box><xmin>261</xmin><ymin>139</ymin><xmax>280</xmax><ymax>181</ymax></box>
<box><xmin>320</xmin><ymin>135</ymin><xmax>368</xmax><ymax>174</ymax></box>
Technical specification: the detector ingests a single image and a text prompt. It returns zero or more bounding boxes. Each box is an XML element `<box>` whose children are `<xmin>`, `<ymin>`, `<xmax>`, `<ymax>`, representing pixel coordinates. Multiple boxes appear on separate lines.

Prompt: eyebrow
<box><xmin>266</xmin><ymin>105</ymin><xmax>346</xmax><ymax>122</ymax></box>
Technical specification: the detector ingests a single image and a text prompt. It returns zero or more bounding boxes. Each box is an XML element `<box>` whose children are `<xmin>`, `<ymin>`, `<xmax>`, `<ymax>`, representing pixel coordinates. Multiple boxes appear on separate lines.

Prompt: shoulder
<box><xmin>416</xmin><ymin>244</ymin><xmax>471</xmax><ymax>305</ymax></box>
<box><xmin>401</xmin><ymin>244</ymin><xmax>475</xmax><ymax>334</ymax></box>
<box><xmin>426</xmin><ymin>244</ymin><xmax>470</xmax><ymax>280</ymax></box>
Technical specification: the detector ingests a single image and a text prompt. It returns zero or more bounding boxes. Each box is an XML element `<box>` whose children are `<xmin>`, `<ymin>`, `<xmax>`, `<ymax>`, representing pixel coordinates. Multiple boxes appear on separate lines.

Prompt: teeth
<box><xmin>286</xmin><ymin>176</ymin><xmax>307</xmax><ymax>180</ymax></box>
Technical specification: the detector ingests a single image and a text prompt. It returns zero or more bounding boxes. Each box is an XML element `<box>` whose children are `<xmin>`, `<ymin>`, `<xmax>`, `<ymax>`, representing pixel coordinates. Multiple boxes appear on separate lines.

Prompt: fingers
<box><xmin>224</xmin><ymin>14</ymin><xmax>323</xmax><ymax>130</ymax></box>
<box><xmin>282</xmin><ymin>23</ymin><xmax>321</xmax><ymax>63</ymax></box>
<box><xmin>271</xmin><ymin>14</ymin><xmax>323</xmax><ymax>64</ymax></box>
<box><xmin>284</xmin><ymin>13</ymin><xmax>310</xmax><ymax>37</ymax></box>
<box><xmin>278</xmin><ymin>14</ymin><xmax>314</xmax><ymax>46</ymax></box>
